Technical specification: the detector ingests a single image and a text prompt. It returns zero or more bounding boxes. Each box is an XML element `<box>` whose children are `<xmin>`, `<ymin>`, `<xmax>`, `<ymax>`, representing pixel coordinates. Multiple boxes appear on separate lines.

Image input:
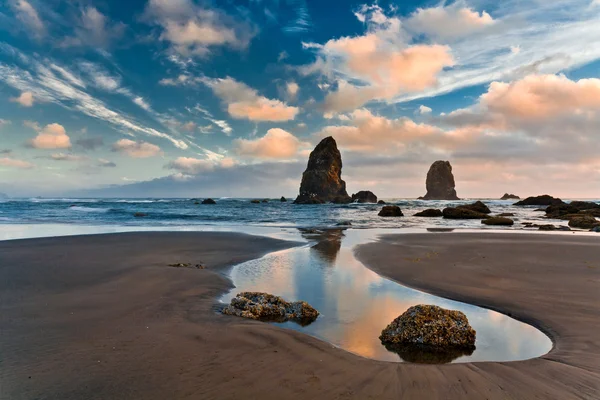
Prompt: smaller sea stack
<box><xmin>420</xmin><ymin>161</ymin><xmax>460</xmax><ymax>200</ymax></box>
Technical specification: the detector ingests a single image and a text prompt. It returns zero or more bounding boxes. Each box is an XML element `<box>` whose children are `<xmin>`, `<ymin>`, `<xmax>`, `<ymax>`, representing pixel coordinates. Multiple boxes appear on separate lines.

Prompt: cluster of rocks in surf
<box><xmin>380</xmin><ymin>305</ymin><xmax>476</xmax><ymax>362</ymax></box>
<box><xmin>222</xmin><ymin>292</ymin><xmax>319</xmax><ymax>325</ymax></box>
<box><xmin>515</xmin><ymin>196</ymin><xmax>600</xmax><ymax>231</ymax></box>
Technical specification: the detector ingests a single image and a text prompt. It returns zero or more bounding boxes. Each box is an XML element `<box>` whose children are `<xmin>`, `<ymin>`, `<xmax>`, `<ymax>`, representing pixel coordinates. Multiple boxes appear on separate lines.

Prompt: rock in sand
<box><xmin>568</xmin><ymin>215</ymin><xmax>600</xmax><ymax>230</ymax></box>
<box><xmin>414</xmin><ymin>209</ymin><xmax>443</xmax><ymax>217</ymax></box>
<box><xmin>482</xmin><ymin>217</ymin><xmax>514</xmax><ymax>226</ymax></box>
<box><xmin>222</xmin><ymin>292</ymin><xmax>319</xmax><ymax>325</ymax></box>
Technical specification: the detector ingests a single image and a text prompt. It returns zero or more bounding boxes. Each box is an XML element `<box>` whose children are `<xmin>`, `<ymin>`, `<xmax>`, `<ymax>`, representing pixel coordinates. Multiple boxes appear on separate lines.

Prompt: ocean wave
<box><xmin>68</xmin><ymin>206</ymin><xmax>111</xmax><ymax>213</ymax></box>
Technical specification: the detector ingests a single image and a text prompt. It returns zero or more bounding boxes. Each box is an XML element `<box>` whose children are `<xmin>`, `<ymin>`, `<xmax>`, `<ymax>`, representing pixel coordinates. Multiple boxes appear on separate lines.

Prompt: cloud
<box><xmin>75</xmin><ymin>137</ymin><xmax>104</xmax><ymax>151</ymax></box>
<box><xmin>301</xmin><ymin>7</ymin><xmax>453</xmax><ymax>113</ymax></box>
<box><xmin>112</xmin><ymin>139</ymin><xmax>162</xmax><ymax>158</ymax></box>
<box><xmin>22</xmin><ymin>120</ymin><xmax>40</xmax><ymax>131</ymax></box>
<box><xmin>234</xmin><ymin>128</ymin><xmax>306</xmax><ymax>159</ymax></box>
<box><xmin>286</xmin><ymin>81</ymin><xmax>299</xmax><ymax>100</ymax></box>
<box><xmin>405</xmin><ymin>3</ymin><xmax>494</xmax><ymax>40</ymax></box>
<box><xmin>480</xmin><ymin>74</ymin><xmax>600</xmax><ymax>119</ymax></box>
<box><xmin>165</xmin><ymin>157</ymin><xmax>215</xmax><ymax>174</ymax></box>
<box><xmin>9</xmin><ymin>0</ymin><xmax>45</xmax><ymax>39</ymax></box>
<box><xmin>0</xmin><ymin>157</ymin><xmax>34</xmax><ymax>169</ymax></box>
<box><xmin>143</xmin><ymin>0</ymin><xmax>255</xmax><ymax>57</ymax></box>
<box><xmin>133</xmin><ymin>96</ymin><xmax>152</xmax><ymax>112</ymax></box>
<box><xmin>98</xmin><ymin>158</ymin><xmax>116</xmax><ymax>168</ymax></box>
<box><xmin>0</xmin><ymin>48</ymin><xmax>188</xmax><ymax>149</ymax></box>
<box><xmin>61</xmin><ymin>6</ymin><xmax>125</xmax><ymax>48</ymax></box>
<box><xmin>28</xmin><ymin>123</ymin><xmax>72</xmax><ymax>149</ymax></box>
<box><xmin>417</xmin><ymin>105</ymin><xmax>432</xmax><ymax>115</ymax></box>
<box><xmin>203</xmin><ymin>77</ymin><xmax>299</xmax><ymax>121</ymax></box>
<box><xmin>181</xmin><ymin>121</ymin><xmax>197</xmax><ymax>132</ymax></box>
<box><xmin>0</xmin><ymin>119</ymin><xmax>11</xmax><ymax>128</ymax></box>
<box><xmin>49</xmin><ymin>153</ymin><xmax>86</xmax><ymax>162</ymax></box>
<box><xmin>10</xmin><ymin>91</ymin><xmax>34</xmax><ymax>107</ymax></box>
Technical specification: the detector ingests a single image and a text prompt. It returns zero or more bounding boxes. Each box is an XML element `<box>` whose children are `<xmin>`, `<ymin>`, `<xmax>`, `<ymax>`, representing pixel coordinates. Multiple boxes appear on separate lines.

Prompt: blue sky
<box><xmin>1</xmin><ymin>0</ymin><xmax>600</xmax><ymax>198</ymax></box>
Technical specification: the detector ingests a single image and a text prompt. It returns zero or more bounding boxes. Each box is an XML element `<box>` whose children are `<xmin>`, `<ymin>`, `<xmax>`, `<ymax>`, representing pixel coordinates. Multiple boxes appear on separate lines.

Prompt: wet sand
<box><xmin>1</xmin><ymin>232</ymin><xmax>599</xmax><ymax>399</ymax></box>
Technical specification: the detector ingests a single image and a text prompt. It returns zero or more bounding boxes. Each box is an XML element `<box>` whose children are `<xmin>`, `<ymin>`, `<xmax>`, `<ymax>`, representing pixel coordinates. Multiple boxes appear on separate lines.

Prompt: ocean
<box><xmin>0</xmin><ymin>197</ymin><xmax>597</xmax><ymax>234</ymax></box>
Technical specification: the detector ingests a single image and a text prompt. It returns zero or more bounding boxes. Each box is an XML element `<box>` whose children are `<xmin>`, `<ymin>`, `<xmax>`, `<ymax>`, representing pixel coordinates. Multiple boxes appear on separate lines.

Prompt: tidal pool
<box><xmin>221</xmin><ymin>228</ymin><xmax>553</xmax><ymax>364</ymax></box>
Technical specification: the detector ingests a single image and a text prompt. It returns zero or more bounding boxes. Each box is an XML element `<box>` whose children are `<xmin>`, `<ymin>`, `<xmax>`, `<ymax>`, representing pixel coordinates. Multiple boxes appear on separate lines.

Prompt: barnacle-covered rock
<box><xmin>380</xmin><ymin>305</ymin><xmax>476</xmax><ymax>353</ymax></box>
<box><xmin>222</xmin><ymin>292</ymin><xmax>319</xmax><ymax>325</ymax></box>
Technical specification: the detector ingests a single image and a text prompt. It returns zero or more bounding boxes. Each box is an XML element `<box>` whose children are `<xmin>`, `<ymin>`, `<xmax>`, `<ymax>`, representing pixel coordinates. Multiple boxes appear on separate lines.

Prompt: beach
<box><xmin>1</xmin><ymin>231</ymin><xmax>599</xmax><ymax>399</ymax></box>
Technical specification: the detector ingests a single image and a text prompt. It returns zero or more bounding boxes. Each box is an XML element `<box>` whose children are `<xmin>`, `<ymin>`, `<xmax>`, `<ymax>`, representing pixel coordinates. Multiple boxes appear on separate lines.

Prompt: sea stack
<box><xmin>294</xmin><ymin>137</ymin><xmax>352</xmax><ymax>204</ymax></box>
<box><xmin>420</xmin><ymin>161</ymin><xmax>460</xmax><ymax>200</ymax></box>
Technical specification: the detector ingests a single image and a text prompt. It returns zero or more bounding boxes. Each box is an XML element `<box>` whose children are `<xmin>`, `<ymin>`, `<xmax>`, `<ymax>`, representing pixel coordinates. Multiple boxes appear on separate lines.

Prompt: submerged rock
<box><xmin>414</xmin><ymin>209</ymin><xmax>443</xmax><ymax>217</ymax></box>
<box><xmin>133</xmin><ymin>212</ymin><xmax>147</xmax><ymax>218</ymax></box>
<box><xmin>457</xmin><ymin>201</ymin><xmax>491</xmax><ymax>214</ymax></box>
<box><xmin>380</xmin><ymin>305</ymin><xmax>476</xmax><ymax>352</ymax></box>
<box><xmin>443</xmin><ymin>207</ymin><xmax>489</xmax><ymax>219</ymax></box>
<box><xmin>250</xmin><ymin>199</ymin><xmax>261</xmax><ymax>204</ymax></box>
<box><xmin>351</xmin><ymin>190</ymin><xmax>378</xmax><ymax>203</ymax></box>
<box><xmin>294</xmin><ymin>137</ymin><xmax>352</xmax><ymax>204</ymax></box>
<box><xmin>377</xmin><ymin>200</ymin><xmax>386</xmax><ymax>205</ymax></box>
<box><xmin>482</xmin><ymin>217</ymin><xmax>514</xmax><ymax>226</ymax></box>
<box><xmin>201</xmin><ymin>198</ymin><xmax>216</xmax><ymax>204</ymax></box>
<box><xmin>498</xmin><ymin>213</ymin><xmax>515</xmax><ymax>217</ymax></box>
<box><xmin>420</xmin><ymin>161</ymin><xmax>460</xmax><ymax>200</ymax></box>
<box><xmin>378</xmin><ymin>205</ymin><xmax>403</xmax><ymax>217</ymax></box>
<box><xmin>501</xmin><ymin>193</ymin><xmax>520</xmax><ymax>200</ymax></box>
<box><xmin>514</xmin><ymin>195</ymin><xmax>564</xmax><ymax>206</ymax></box>
<box><xmin>222</xmin><ymin>292</ymin><xmax>319</xmax><ymax>325</ymax></box>
<box><xmin>568</xmin><ymin>215</ymin><xmax>600</xmax><ymax>230</ymax></box>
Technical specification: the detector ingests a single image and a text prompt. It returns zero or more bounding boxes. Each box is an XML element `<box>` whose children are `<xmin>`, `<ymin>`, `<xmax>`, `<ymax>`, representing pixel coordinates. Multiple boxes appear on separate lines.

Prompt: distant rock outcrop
<box><xmin>501</xmin><ymin>193</ymin><xmax>520</xmax><ymax>200</ymax></box>
<box><xmin>201</xmin><ymin>198</ymin><xmax>216</xmax><ymax>204</ymax></box>
<box><xmin>294</xmin><ymin>137</ymin><xmax>352</xmax><ymax>204</ymax></box>
<box><xmin>514</xmin><ymin>195</ymin><xmax>564</xmax><ymax>206</ymax></box>
<box><xmin>378</xmin><ymin>205</ymin><xmax>403</xmax><ymax>217</ymax></box>
<box><xmin>351</xmin><ymin>191</ymin><xmax>378</xmax><ymax>203</ymax></box>
<box><xmin>280</xmin><ymin>196</ymin><xmax>287</xmax><ymax>202</ymax></box>
<box><xmin>443</xmin><ymin>207</ymin><xmax>489</xmax><ymax>219</ymax></box>
<box><xmin>414</xmin><ymin>209</ymin><xmax>443</xmax><ymax>217</ymax></box>
<box><xmin>457</xmin><ymin>201</ymin><xmax>491</xmax><ymax>214</ymax></box>
<box><xmin>420</xmin><ymin>161</ymin><xmax>459</xmax><ymax>200</ymax></box>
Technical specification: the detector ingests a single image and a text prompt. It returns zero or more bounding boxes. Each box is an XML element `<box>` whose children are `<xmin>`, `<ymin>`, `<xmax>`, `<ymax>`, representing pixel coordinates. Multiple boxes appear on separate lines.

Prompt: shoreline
<box><xmin>1</xmin><ymin>230</ymin><xmax>599</xmax><ymax>399</ymax></box>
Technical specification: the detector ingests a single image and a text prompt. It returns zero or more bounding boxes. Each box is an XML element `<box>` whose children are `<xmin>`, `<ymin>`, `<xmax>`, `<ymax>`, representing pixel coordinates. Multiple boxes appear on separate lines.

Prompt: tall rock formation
<box><xmin>294</xmin><ymin>137</ymin><xmax>352</xmax><ymax>204</ymax></box>
<box><xmin>420</xmin><ymin>161</ymin><xmax>460</xmax><ymax>200</ymax></box>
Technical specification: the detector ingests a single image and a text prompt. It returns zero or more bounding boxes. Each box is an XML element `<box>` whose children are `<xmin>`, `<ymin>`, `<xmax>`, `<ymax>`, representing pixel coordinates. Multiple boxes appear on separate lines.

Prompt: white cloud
<box><xmin>234</xmin><ymin>128</ymin><xmax>306</xmax><ymax>159</ymax></box>
<box><xmin>28</xmin><ymin>123</ymin><xmax>72</xmax><ymax>149</ymax></box>
<box><xmin>112</xmin><ymin>139</ymin><xmax>162</xmax><ymax>158</ymax></box>
<box><xmin>301</xmin><ymin>7</ymin><xmax>453</xmax><ymax>113</ymax></box>
<box><xmin>0</xmin><ymin>157</ymin><xmax>34</xmax><ymax>169</ymax></box>
<box><xmin>203</xmin><ymin>77</ymin><xmax>299</xmax><ymax>121</ymax></box>
<box><xmin>98</xmin><ymin>158</ymin><xmax>116</xmax><ymax>167</ymax></box>
<box><xmin>50</xmin><ymin>153</ymin><xmax>86</xmax><ymax>162</ymax></box>
<box><xmin>405</xmin><ymin>3</ymin><xmax>495</xmax><ymax>40</ymax></box>
<box><xmin>9</xmin><ymin>0</ymin><xmax>45</xmax><ymax>39</ymax></box>
<box><xmin>10</xmin><ymin>91</ymin><xmax>34</xmax><ymax>107</ymax></box>
<box><xmin>417</xmin><ymin>105</ymin><xmax>432</xmax><ymax>115</ymax></box>
<box><xmin>166</xmin><ymin>157</ymin><xmax>215</xmax><ymax>174</ymax></box>
<box><xmin>61</xmin><ymin>6</ymin><xmax>125</xmax><ymax>48</ymax></box>
<box><xmin>133</xmin><ymin>96</ymin><xmax>152</xmax><ymax>112</ymax></box>
<box><xmin>143</xmin><ymin>0</ymin><xmax>255</xmax><ymax>57</ymax></box>
<box><xmin>0</xmin><ymin>49</ymin><xmax>188</xmax><ymax>150</ymax></box>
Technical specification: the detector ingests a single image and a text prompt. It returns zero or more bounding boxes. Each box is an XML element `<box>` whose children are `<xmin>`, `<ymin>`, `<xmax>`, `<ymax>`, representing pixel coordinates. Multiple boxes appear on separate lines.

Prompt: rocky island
<box><xmin>294</xmin><ymin>137</ymin><xmax>352</xmax><ymax>204</ymax></box>
<box><xmin>419</xmin><ymin>161</ymin><xmax>460</xmax><ymax>200</ymax></box>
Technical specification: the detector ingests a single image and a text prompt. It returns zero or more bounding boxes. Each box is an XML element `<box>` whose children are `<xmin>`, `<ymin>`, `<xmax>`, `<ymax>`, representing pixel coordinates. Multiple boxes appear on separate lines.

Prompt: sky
<box><xmin>0</xmin><ymin>0</ymin><xmax>599</xmax><ymax>198</ymax></box>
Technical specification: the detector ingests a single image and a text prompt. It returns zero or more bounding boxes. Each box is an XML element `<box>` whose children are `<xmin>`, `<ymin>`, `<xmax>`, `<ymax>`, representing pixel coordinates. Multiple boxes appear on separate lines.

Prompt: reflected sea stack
<box><xmin>419</xmin><ymin>161</ymin><xmax>460</xmax><ymax>200</ymax></box>
<box><xmin>294</xmin><ymin>137</ymin><xmax>352</xmax><ymax>204</ymax></box>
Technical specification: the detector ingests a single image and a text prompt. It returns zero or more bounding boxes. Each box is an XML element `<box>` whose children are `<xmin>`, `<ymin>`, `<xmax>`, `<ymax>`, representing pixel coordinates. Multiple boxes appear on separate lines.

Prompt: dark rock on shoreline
<box><xmin>514</xmin><ymin>195</ymin><xmax>564</xmax><ymax>206</ymax></box>
<box><xmin>378</xmin><ymin>205</ymin><xmax>403</xmax><ymax>217</ymax></box>
<box><xmin>457</xmin><ymin>201</ymin><xmax>491</xmax><ymax>214</ymax></box>
<box><xmin>443</xmin><ymin>207</ymin><xmax>489</xmax><ymax>219</ymax></box>
<box><xmin>351</xmin><ymin>191</ymin><xmax>378</xmax><ymax>203</ymax></box>
<box><xmin>420</xmin><ymin>161</ymin><xmax>459</xmax><ymax>200</ymax></box>
<box><xmin>482</xmin><ymin>217</ymin><xmax>514</xmax><ymax>226</ymax></box>
<box><xmin>222</xmin><ymin>292</ymin><xmax>319</xmax><ymax>325</ymax></box>
<box><xmin>414</xmin><ymin>209</ymin><xmax>443</xmax><ymax>217</ymax></box>
<box><xmin>568</xmin><ymin>215</ymin><xmax>600</xmax><ymax>230</ymax></box>
<box><xmin>201</xmin><ymin>198</ymin><xmax>216</xmax><ymax>204</ymax></box>
<box><xmin>294</xmin><ymin>137</ymin><xmax>352</xmax><ymax>204</ymax></box>
<box><xmin>501</xmin><ymin>193</ymin><xmax>520</xmax><ymax>200</ymax></box>
<box><xmin>380</xmin><ymin>305</ymin><xmax>476</xmax><ymax>352</ymax></box>
<box><xmin>545</xmin><ymin>201</ymin><xmax>600</xmax><ymax>219</ymax></box>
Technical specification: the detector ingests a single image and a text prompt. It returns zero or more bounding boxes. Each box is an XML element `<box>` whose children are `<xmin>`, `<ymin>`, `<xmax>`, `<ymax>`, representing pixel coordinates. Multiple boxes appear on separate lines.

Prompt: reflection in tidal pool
<box><xmin>221</xmin><ymin>229</ymin><xmax>552</xmax><ymax>363</ymax></box>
